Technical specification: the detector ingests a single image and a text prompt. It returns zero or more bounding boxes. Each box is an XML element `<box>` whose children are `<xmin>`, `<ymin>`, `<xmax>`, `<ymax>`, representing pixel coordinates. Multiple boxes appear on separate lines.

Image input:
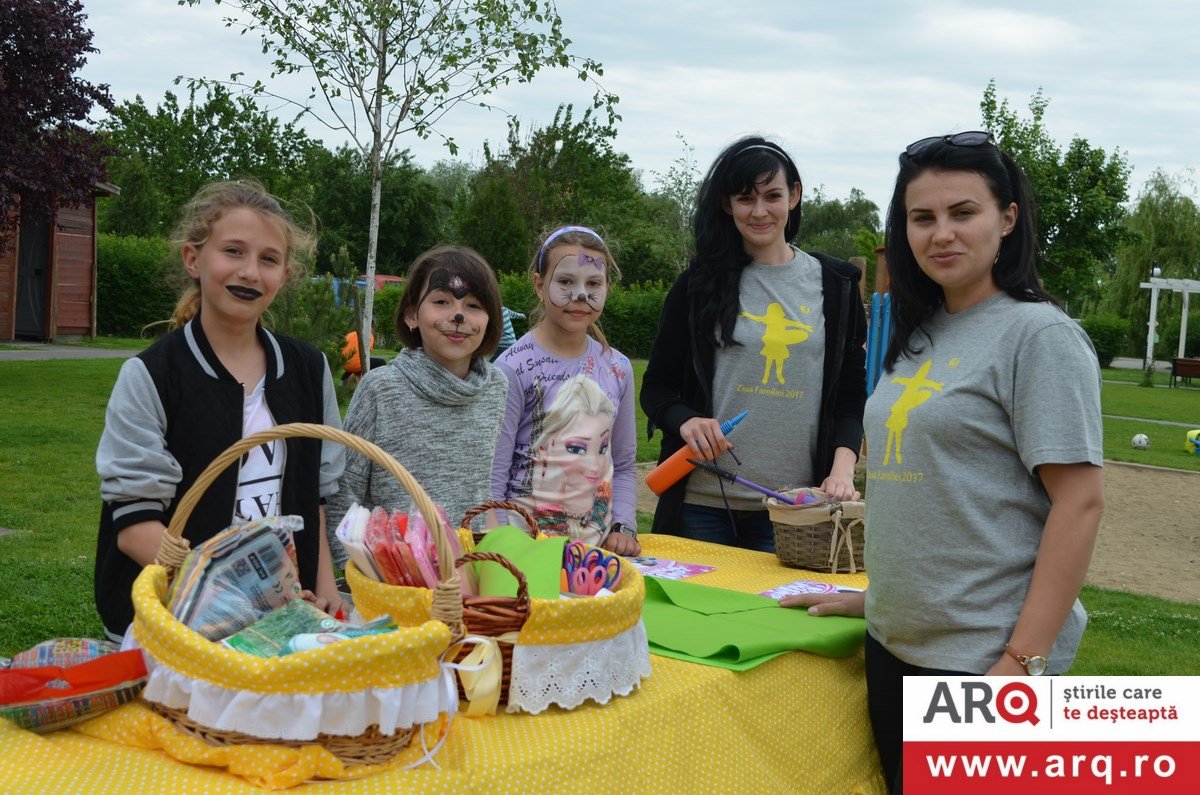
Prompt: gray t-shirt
<box><xmin>863</xmin><ymin>292</ymin><xmax>1103</xmax><ymax>674</ymax></box>
<box><xmin>685</xmin><ymin>248</ymin><xmax>825</xmax><ymax>509</ymax></box>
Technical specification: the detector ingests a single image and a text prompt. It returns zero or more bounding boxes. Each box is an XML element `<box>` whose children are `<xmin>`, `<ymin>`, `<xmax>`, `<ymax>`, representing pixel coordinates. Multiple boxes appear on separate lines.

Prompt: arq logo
<box><xmin>923</xmin><ymin>681</ymin><xmax>1040</xmax><ymax>725</ymax></box>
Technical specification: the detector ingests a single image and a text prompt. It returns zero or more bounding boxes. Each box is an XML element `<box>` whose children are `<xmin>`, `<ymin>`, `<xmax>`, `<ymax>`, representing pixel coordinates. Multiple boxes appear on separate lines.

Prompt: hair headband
<box><xmin>733</xmin><ymin>142</ymin><xmax>796</xmax><ymax>170</ymax></box>
<box><xmin>537</xmin><ymin>225</ymin><xmax>605</xmax><ymax>274</ymax></box>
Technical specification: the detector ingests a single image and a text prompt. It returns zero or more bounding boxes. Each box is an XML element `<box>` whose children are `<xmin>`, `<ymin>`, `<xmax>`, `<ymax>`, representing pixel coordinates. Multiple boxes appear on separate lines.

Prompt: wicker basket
<box><xmin>766</xmin><ymin>488</ymin><xmax>866</xmax><ymax>574</ymax></box>
<box><xmin>135</xmin><ymin>422</ymin><xmax>466</xmax><ymax>767</ymax></box>
<box><xmin>351</xmin><ymin>517</ymin><xmax>650</xmax><ymax>714</ymax></box>
<box><xmin>348</xmin><ymin>502</ymin><xmax>532</xmax><ymax>706</ymax></box>
<box><xmin>459</xmin><ymin>501</ymin><xmax>537</xmax><ymax>546</ymax></box>
<box><xmin>453</xmin><ymin>551</ymin><xmax>530</xmax><ymax>704</ymax></box>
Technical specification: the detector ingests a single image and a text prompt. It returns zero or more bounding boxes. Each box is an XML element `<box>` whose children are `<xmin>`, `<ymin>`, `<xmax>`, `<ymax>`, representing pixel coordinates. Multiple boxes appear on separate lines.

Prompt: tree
<box><xmin>182</xmin><ymin>0</ymin><xmax>617</xmax><ymax>372</ymax></box>
<box><xmin>98</xmin><ymin>85</ymin><xmax>313</xmax><ymax>236</ymax></box>
<box><xmin>0</xmin><ymin>0</ymin><xmax>113</xmax><ymax>255</ymax></box>
<box><xmin>1101</xmin><ymin>170</ymin><xmax>1200</xmax><ymax>352</ymax></box>
<box><xmin>459</xmin><ymin>167</ymin><xmax>530</xmax><ymax>273</ymax></box>
<box><xmin>425</xmin><ymin>159</ymin><xmax>476</xmax><ymax>239</ymax></box>
<box><xmin>651</xmin><ymin>133</ymin><xmax>700</xmax><ymax>272</ymax></box>
<box><xmin>475</xmin><ymin>105</ymin><xmax>681</xmax><ymax>283</ymax></box>
<box><xmin>795</xmin><ymin>187</ymin><xmax>881</xmax><ymax>262</ymax></box>
<box><xmin>301</xmin><ymin>144</ymin><xmax>444</xmax><ymax>275</ymax></box>
<box><xmin>981</xmin><ymin>81</ymin><xmax>1131</xmax><ymax>311</ymax></box>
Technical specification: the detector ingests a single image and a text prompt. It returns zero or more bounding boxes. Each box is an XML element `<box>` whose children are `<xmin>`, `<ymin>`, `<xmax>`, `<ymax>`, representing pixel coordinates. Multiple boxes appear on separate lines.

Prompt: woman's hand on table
<box><xmin>680</xmin><ymin>417</ymin><xmax>732</xmax><ymax>461</ymax></box>
<box><xmin>779</xmin><ymin>590</ymin><xmax>866</xmax><ymax>617</ymax></box>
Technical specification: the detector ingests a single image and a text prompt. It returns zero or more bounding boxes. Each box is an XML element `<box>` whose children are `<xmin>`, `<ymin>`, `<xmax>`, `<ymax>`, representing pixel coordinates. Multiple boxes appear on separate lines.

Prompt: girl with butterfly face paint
<box><xmin>489</xmin><ymin>227</ymin><xmax>641</xmax><ymax>556</ymax></box>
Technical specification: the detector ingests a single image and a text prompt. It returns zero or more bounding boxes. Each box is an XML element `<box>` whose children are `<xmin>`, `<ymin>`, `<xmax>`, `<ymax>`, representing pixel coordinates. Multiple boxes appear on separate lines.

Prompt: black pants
<box><xmin>865</xmin><ymin>633</ymin><xmax>970</xmax><ymax>794</ymax></box>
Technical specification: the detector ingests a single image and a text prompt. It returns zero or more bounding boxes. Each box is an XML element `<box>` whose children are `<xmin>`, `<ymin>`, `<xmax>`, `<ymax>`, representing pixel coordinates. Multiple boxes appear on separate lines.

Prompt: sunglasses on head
<box><xmin>903</xmin><ymin>131</ymin><xmax>995</xmax><ymax>159</ymax></box>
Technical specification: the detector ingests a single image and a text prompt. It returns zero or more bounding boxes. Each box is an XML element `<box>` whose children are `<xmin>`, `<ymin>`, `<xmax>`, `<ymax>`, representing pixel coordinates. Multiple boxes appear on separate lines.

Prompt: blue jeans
<box><xmin>677</xmin><ymin>503</ymin><xmax>776</xmax><ymax>552</ymax></box>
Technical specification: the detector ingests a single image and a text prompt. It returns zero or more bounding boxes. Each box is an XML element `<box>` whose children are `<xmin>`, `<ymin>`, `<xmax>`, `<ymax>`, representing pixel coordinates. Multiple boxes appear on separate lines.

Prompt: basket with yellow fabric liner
<box><xmin>348</xmin><ymin>502</ymin><xmax>652</xmax><ymax>716</ymax></box>
<box><xmin>130</xmin><ymin>422</ymin><xmax>475</xmax><ymax>773</ymax></box>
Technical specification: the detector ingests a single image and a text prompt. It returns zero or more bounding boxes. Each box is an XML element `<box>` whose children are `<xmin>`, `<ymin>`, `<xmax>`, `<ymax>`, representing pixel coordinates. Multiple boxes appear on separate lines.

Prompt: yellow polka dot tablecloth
<box><xmin>0</xmin><ymin>536</ymin><xmax>885</xmax><ymax>794</ymax></box>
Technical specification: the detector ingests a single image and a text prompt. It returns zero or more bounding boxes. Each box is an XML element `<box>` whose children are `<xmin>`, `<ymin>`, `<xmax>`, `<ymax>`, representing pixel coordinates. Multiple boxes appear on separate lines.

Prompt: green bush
<box><xmin>272</xmin><ymin>275</ymin><xmax>355</xmax><ymax>403</ymax></box>
<box><xmin>1157</xmin><ymin>310</ymin><xmax>1200</xmax><ymax>359</ymax></box>
<box><xmin>371</xmin><ymin>284</ymin><xmax>405</xmax><ymax>348</ymax></box>
<box><xmin>96</xmin><ymin>234</ymin><xmax>176</xmax><ymax>335</ymax></box>
<box><xmin>494</xmin><ymin>273</ymin><xmax>667</xmax><ymax>358</ymax></box>
<box><xmin>1080</xmin><ymin>314</ymin><xmax>1130</xmax><ymax>368</ymax></box>
<box><xmin>498</xmin><ymin>271</ymin><xmax>538</xmax><ymax>317</ymax></box>
<box><xmin>603</xmin><ymin>281</ymin><xmax>668</xmax><ymax>358</ymax></box>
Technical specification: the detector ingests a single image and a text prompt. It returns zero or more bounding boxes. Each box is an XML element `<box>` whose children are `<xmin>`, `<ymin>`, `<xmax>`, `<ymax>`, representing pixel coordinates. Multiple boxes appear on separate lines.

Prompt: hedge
<box><xmin>96</xmin><ymin>234</ymin><xmax>176</xmax><ymax>336</ymax></box>
<box><xmin>496</xmin><ymin>272</ymin><xmax>667</xmax><ymax>359</ymax></box>
<box><xmin>1080</xmin><ymin>314</ymin><xmax>1130</xmax><ymax>368</ymax></box>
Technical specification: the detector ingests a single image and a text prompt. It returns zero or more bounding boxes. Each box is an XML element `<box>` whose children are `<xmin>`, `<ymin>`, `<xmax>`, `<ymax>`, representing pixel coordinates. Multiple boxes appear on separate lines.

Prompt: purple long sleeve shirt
<box><xmin>490</xmin><ymin>332</ymin><xmax>637</xmax><ymax>541</ymax></box>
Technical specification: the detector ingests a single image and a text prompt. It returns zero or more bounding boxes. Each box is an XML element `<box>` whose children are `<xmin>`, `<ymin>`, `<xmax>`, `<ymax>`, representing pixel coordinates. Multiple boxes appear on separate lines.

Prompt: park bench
<box><xmin>1170</xmin><ymin>357</ymin><xmax>1200</xmax><ymax>388</ymax></box>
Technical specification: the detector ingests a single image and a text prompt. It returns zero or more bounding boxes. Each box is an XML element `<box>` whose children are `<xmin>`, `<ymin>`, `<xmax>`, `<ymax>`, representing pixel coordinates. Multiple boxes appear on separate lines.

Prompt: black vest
<box><xmin>94</xmin><ymin>318</ymin><xmax>330</xmax><ymax>636</ymax></box>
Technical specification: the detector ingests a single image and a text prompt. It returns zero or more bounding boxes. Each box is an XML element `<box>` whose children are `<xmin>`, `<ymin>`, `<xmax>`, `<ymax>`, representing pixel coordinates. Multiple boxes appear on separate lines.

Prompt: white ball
<box><xmin>1132</xmin><ymin>433</ymin><xmax>1150</xmax><ymax>449</ymax></box>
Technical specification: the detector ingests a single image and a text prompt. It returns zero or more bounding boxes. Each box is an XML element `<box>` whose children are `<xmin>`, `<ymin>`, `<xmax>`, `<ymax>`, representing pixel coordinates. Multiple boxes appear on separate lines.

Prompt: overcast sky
<box><xmin>80</xmin><ymin>0</ymin><xmax>1200</xmax><ymax>218</ymax></box>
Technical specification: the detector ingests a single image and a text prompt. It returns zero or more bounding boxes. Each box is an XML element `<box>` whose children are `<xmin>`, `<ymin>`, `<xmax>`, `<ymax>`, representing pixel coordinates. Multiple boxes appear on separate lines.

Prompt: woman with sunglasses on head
<box><xmin>781</xmin><ymin>132</ymin><xmax>1104</xmax><ymax>793</ymax></box>
<box><xmin>641</xmin><ymin>135</ymin><xmax>867</xmax><ymax>550</ymax></box>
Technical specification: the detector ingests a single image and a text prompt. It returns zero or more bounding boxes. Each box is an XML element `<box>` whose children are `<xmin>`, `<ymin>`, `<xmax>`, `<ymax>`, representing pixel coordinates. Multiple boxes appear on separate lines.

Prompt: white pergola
<box><xmin>1140</xmin><ymin>276</ymin><xmax>1200</xmax><ymax>363</ymax></box>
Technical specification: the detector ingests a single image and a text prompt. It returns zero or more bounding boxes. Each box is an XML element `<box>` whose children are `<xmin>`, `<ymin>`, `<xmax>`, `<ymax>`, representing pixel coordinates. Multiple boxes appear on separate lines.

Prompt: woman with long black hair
<box><xmin>784</xmin><ymin>133</ymin><xmax>1104</xmax><ymax>793</ymax></box>
<box><xmin>641</xmin><ymin>135</ymin><xmax>867</xmax><ymax>550</ymax></box>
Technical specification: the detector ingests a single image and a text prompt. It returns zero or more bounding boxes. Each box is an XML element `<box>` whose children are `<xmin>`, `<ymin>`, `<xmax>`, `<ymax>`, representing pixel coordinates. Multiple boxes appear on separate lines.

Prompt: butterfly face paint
<box><xmin>545</xmin><ymin>250</ymin><xmax>608</xmax><ymax>312</ymax></box>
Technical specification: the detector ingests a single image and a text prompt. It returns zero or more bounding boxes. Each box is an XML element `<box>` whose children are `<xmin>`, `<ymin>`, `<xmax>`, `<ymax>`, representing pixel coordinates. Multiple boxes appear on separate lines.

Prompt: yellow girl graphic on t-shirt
<box><xmin>740</xmin><ymin>302</ymin><xmax>814</xmax><ymax>385</ymax></box>
<box><xmin>882</xmin><ymin>360</ymin><xmax>943</xmax><ymax>466</ymax></box>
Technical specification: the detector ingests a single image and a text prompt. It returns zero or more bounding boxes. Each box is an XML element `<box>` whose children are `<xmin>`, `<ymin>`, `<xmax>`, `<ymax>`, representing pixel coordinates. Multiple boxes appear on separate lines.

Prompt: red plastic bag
<box><xmin>0</xmin><ymin>649</ymin><xmax>148</xmax><ymax>733</ymax></box>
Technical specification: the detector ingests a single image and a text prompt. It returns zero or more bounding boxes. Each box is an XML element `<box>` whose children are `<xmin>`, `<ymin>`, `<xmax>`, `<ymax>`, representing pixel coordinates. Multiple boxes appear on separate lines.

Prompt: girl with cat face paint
<box><xmin>490</xmin><ymin>226</ymin><xmax>641</xmax><ymax>556</ymax></box>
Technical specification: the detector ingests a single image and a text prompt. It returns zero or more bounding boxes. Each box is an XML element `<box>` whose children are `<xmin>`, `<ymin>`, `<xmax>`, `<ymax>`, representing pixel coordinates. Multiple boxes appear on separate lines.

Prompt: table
<box><xmin>0</xmin><ymin>536</ymin><xmax>885</xmax><ymax>794</ymax></box>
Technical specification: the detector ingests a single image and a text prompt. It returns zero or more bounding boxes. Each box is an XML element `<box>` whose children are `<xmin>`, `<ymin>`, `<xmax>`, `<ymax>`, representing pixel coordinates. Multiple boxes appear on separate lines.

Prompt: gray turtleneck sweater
<box><xmin>326</xmin><ymin>348</ymin><xmax>508</xmax><ymax>567</ymax></box>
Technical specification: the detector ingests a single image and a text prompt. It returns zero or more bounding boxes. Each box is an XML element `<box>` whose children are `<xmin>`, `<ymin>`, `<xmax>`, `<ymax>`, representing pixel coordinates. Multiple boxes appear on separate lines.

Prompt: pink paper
<box><xmin>759</xmin><ymin>579</ymin><xmax>840</xmax><ymax>600</ymax></box>
<box><xmin>627</xmin><ymin>557</ymin><xmax>714</xmax><ymax>581</ymax></box>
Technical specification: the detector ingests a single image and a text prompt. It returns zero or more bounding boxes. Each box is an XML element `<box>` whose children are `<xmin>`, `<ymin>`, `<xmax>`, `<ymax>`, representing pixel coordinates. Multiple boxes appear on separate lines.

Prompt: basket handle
<box><xmin>459</xmin><ymin>501</ymin><xmax>537</xmax><ymax>538</ymax></box>
<box><xmin>455</xmin><ymin>551</ymin><xmax>531</xmax><ymax>610</ymax></box>
<box><xmin>157</xmin><ymin>422</ymin><xmax>465</xmax><ymax>636</ymax></box>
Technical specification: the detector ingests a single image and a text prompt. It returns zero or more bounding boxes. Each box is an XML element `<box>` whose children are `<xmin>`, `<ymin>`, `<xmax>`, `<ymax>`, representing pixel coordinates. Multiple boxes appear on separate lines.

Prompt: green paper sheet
<box><xmin>642</xmin><ymin>576</ymin><xmax>865</xmax><ymax>670</ymax></box>
<box><xmin>472</xmin><ymin>526</ymin><xmax>567</xmax><ymax>599</ymax></box>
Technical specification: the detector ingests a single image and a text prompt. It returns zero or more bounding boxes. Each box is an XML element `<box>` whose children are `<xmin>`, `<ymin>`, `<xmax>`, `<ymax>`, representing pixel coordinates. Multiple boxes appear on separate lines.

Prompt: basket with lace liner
<box><xmin>766</xmin><ymin>487</ymin><xmax>866</xmax><ymax>574</ymax></box>
<box><xmin>133</xmin><ymin>422</ymin><xmax>467</xmax><ymax>767</ymax></box>
<box><xmin>349</xmin><ymin>503</ymin><xmax>651</xmax><ymax>714</ymax></box>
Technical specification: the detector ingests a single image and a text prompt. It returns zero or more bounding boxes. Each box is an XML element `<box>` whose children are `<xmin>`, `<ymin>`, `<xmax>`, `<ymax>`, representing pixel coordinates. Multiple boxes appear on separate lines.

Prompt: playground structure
<box><xmin>1140</xmin><ymin>276</ymin><xmax>1200</xmax><ymax>387</ymax></box>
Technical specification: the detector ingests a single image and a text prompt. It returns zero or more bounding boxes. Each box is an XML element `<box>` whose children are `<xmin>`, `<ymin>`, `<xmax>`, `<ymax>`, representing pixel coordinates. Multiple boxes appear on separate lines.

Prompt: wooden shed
<box><xmin>0</xmin><ymin>182</ymin><xmax>119</xmax><ymax>342</ymax></box>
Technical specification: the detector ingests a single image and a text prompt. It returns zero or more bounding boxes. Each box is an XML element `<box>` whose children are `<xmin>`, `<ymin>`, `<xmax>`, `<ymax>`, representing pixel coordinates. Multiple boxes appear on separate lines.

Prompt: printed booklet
<box><xmin>627</xmin><ymin>557</ymin><xmax>715</xmax><ymax>581</ymax></box>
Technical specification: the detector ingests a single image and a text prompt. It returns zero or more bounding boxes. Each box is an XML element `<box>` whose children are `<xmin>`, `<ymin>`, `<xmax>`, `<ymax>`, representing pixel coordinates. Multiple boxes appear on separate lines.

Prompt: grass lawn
<box><xmin>1073</xmin><ymin>586</ymin><xmax>1200</xmax><ymax>675</ymax></box>
<box><xmin>0</xmin><ymin>360</ymin><xmax>120</xmax><ymax>649</ymax></box>
<box><xmin>2</xmin><ymin>356</ymin><xmax>1198</xmax><ymax>675</ymax></box>
<box><xmin>1100</xmin><ymin>367</ymin><xmax>1171</xmax><ymax>387</ymax></box>
<box><xmin>61</xmin><ymin>335</ymin><xmax>155</xmax><ymax>350</ymax></box>
<box><xmin>1100</xmin><ymin>380</ymin><xmax>1200</xmax><ymax>471</ymax></box>
<box><xmin>630</xmin><ymin>359</ymin><xmax>658</xmax><ymax>463</ymax></box>
<box><xmin>1102</xmin><ymin>379</ymin><xmax>1200</xmax><ymax>423</ymax></box>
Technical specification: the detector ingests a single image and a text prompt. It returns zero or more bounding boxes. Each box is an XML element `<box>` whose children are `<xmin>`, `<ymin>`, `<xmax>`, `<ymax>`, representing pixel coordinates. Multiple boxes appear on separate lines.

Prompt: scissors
<box><xmin>562</xmin><ymin>542</ymin><xmax>621</xmax><ymax>595</ymax></box>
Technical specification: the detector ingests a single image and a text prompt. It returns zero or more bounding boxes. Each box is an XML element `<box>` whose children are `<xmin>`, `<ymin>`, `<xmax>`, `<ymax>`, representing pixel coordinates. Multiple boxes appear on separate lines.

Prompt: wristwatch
<box><xmin>1005</xmin><ymin>643</ymin><xmax>1048</xmax><ymax>676</ymax></box>
<box><xmin>610</xmin><ymin>523</ymin><xmax>638</xmax><ymax>539</ymax></box>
